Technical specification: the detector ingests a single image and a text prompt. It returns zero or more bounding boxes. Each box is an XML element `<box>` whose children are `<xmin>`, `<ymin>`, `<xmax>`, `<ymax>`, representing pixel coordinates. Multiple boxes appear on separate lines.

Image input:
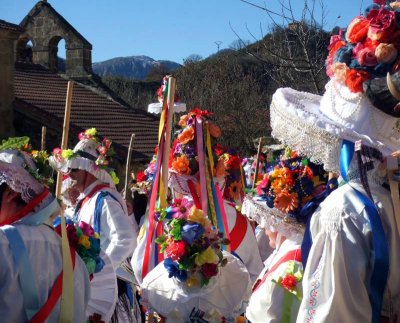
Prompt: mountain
<box><xmin>92</xmin><ymin>55</ymin><xmax>181</xmax><ymax>80</ymax></box>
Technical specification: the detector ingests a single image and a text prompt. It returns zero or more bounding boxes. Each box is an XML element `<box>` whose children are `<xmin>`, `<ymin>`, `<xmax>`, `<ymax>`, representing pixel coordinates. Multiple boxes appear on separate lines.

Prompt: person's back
<box><xmin>0</xmin><ymin>222</ymin><xmax>90</xmax><ymax>322</ymax></box>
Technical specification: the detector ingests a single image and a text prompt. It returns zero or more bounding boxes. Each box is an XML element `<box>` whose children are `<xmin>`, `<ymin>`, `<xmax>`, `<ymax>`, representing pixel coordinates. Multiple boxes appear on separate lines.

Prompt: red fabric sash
<box><xmin>77</xmin><ymin>184</ymin><xmax>109</xmax><ymax>211</ymax></box>
<box><xmin>229</xmin><ymin>208</ymin><xmax>248</xmax><ymax>252</ymax></box>
<box><xmin>252</xmin><ymin>249</ymin><xmax>302</xmax><ymax>292</ymax></box>
<box><xmin>30</xmin><ymin>248</ymin><xmax>77</xmax><ymax>323</ymax></box>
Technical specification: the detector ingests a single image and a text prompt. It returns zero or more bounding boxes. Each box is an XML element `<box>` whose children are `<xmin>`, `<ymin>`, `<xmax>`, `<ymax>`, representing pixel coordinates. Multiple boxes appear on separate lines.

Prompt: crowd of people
<box><xmin>1</xmin><ymin>1</ymin><xmax>400</xmax><ymax>322</ymax></box>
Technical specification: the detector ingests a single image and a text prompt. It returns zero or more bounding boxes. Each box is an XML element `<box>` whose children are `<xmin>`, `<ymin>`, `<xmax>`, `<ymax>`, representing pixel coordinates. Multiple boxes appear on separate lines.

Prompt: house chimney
<box><xmin>0</xmin><ymin>20</ymin><xmax>23</xmax><ymax>139</ymax></box>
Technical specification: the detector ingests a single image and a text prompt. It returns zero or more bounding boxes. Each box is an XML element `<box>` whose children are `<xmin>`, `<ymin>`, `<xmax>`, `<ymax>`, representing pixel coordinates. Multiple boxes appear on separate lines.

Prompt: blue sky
<box><xmin>1</xmin><ymin>0</ymin><xmax>363</xmax><ymax>64</ymax></box>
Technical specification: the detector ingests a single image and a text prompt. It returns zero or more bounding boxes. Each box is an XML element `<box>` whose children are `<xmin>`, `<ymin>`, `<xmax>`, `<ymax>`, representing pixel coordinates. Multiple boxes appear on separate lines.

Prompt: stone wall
<box><xmin>0</xmin><ymin>29</ymin><xmax>21</xmax><ymax>139</ymax></box>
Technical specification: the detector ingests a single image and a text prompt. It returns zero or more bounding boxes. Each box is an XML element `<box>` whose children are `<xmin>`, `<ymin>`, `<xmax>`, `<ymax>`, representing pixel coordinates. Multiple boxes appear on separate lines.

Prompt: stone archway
<box><xmin>20</xmin><ymin>1</ymin><xmax>93</xmax><ymax>77</ymax></box>
<box><xmin>16</xmin><ymin>35</ymin><xmax>34</xmax><ymax>63</ymax></box>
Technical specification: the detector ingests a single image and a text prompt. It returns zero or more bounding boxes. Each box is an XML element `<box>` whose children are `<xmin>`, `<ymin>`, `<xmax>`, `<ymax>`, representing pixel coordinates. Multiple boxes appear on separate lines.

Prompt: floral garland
<box><xmin>54</xmin><ymin>218</ymin><xmax>104</xmax><ymax>278</ymax></box>
<box><xmin>155</xmin><ymin>199</ymin><xmax>229</xmax><ymax>287</ymax></box>
<box><xmin>213</xmin><ymin>145</ymin><xmax>245</xmax><ymax>204</ymax></box>
<box><xmin>52</xmin><ymin>128</ymin><xmax>119</xmax><ymax>185</ymax></box>
<box><xmin>255</xmin><ymin>150</ymin><xmax>328</xmax><ymax>223</ymax></box>
<box><xmin>170</xmin><ymin>108</ymin><xmax>218</xmax><ymax>176</ymax></box>
<box><xmin>0</xmin><ymin>136</ymin><xmax>54</xmax><ymax>187</ymax></box>
<box><xmin>327</xmin><ymin>0</ymin><xmax>400</xmax><ymax>93</ymax></box>
<box><xmin>271</xmin><ymin>260</ymin><xmax>303</xmax><ymax>300</ymax></box>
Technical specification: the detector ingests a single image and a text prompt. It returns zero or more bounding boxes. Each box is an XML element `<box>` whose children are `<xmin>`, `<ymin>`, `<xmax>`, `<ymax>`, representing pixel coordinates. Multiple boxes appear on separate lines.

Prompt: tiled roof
<box><xmin>0</xmin><ymin>19</ymin><xmax>24</xmax><ymax>33</ymax></box>
<box><xmin>14</xmin><ymin>62</ymin><xmax>159</xmax><ymax>160</ymax></box>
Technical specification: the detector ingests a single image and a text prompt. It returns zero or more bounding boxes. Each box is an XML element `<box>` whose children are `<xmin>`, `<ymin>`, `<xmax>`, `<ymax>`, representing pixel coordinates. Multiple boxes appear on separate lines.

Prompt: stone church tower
<box><xmin>17</xmin><ymin>0</ymin><xmax>93</xmax><ymax>78</ymax></box>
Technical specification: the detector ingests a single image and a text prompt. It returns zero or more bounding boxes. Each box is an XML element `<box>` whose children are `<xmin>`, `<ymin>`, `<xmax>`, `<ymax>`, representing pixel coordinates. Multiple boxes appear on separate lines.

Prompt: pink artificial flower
<box><xmin>368</xmin><ymin>8</ymin><xmax>397</xmax><ymax>42</ymax></box>
<box><xmin>356</xmin><ymin>47</ymin><xmax>378</xmax><ymax>66</ymax></box>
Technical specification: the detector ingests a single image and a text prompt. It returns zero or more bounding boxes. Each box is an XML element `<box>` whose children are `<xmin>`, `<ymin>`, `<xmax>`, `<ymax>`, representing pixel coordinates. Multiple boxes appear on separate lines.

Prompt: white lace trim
<box><xmin>241</xmin><ymin>196</ymin><xmax>304</xmax><ymax>239</ymax></box>
<box><xmin>270</xmin><ymin>100</ymin><xmax>342</xmax><ymax>173</ymax></box>
<box><xmin>0</xmin><ymin>161</ymin><xmax>43</xmax><ymax>203</ymax></box>
<box><xmin>66</xmin><ymin>158</ymin><xmax>114</xmax><ymax>188</ymax></box>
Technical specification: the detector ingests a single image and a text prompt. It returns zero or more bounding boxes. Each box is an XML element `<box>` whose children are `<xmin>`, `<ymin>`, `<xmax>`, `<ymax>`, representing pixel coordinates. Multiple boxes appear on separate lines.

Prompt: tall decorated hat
<box><xmin>49</xmin><ymin>128</ymin><xmax>120</xmax><ymax>187</ymax></box>
<box><xmin>148</xmin><ymin>75</ymin><xmax>187</xmax><ymax>114</ymax></box>
<box><xmin>140</xmin><ymin>199</ymin><xmax>251</xmax><ymax>321</ymax></box>
<box><xmin>242</xmin><ymin>149</ymin><xmax>332</xmax><ymax>238</ymax></box>
<box><xmin>270</xmin><ymin>0</ymin><xmax>400</xmax><ymax>174</ymax></box>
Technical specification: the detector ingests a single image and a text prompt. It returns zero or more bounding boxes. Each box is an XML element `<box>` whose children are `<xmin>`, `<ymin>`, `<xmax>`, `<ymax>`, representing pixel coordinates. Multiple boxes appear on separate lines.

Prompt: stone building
<box><xmin>0</xmin><ymin>0</ymin><xmax>159</xmax><ymax>165</ymax></box>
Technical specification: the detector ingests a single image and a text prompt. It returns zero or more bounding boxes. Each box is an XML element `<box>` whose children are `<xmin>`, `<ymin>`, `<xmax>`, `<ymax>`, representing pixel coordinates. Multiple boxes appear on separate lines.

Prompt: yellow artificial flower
<box><xmin>110</xmin><ymin>171</ymin><xmax>120</xmax><ymax>185</ymax></box>
<box><xmin>187</xmin><ymin>206</ymin><xmax>208</xmax><ymax>227</ymax></box>
<box><xmin>85</xmin><ymin>128</ymin><xmax>97</xmax><ymax>136</ymax></box>
<box><xmin>61</xmin><ymin>149</ymin><xmax>75</xmax><ymax>159</ymax></box>
<box><xmin>79</xmin><ymin>235</ymin><xmax>91</xmax><ymax>249</ymax></box>
<box><xmin>195</xmin><ymin>246</ymin><xmax>219</xmax><ymax>266</ymax></box>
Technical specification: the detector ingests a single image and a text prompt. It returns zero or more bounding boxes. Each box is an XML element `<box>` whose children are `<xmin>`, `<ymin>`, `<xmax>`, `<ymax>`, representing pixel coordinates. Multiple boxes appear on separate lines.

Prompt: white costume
<box><xmin>0</xmin><ymin>152</ymin><xmax>90</xmax><ymax>322</ymax></box>
<box><xmin>0</xmin><ymin>222</ymin><xmax>90</xmax><ymax>323</ymax></box>
<box><xmin>74</xmin><ymin>180</ymin><xmax>136</xmax><ymax>268</ymax></box>
<box><xmin>246</xmin><ymin>236</ymin><xmax>302</xmax><ymax>323</ymax></box>
<box><xmin>224</xmin><ymin>200</ymin><xmax>264</xmax><ymax>282</ymax></box>
<box><xmin>297</xmin><ymin>176</ymin><xmax>400</xmax><ymax>322</ymax></box>
<box><xmin>141</xmin><ymin>252</ymin><xmax>251</xmax><ymax>322</ymax></box>
<box><xmin>269</xmin><ymin>26</ymin><xmax>400</xmax><ymax>320</ymax></box>
<box><xmin>50</xmin><ymin>129</ymin><xmax>137</xmax><ymax>321</ymax></box>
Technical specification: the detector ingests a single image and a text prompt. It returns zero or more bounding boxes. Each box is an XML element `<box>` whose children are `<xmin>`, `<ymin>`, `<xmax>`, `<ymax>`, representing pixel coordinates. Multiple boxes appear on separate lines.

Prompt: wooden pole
<box><xmin>252</xmin><ymin>137</ymin><xmax>263</xmax><ymax>190</ymax></box>
<box><xmin>161</xmin><ymin>77</ymin><xmax>176</xmax><ymax>204</ymax></box>
<box><xmin>55</xmin><ymin>81</ymin><xmax>74</xmax><ymax>199</ymax></box>
<box><xmin>57</xmin><ymin>80</ymin><xmax>74</xmax><ymax>322</ymax></box>
<box><xmin>124</xmin><ymin>133</ymin><xmax>135</xmax><ymax>199</ymax></box>
<box><xmin>41</xmin><ymin>126</ymin><xmax>46</xmax><ymax>151</ymax></box>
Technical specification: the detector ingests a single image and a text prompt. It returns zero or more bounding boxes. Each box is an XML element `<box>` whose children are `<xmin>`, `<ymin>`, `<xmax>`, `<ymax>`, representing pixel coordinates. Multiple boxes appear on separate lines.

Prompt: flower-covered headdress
<box><xmin>270</xmin><ymin>1</ymin><xmax>400</xmax><ymax>174</ymax></box>
<box><xmin>213</xmin><ymin>145</ymin><xmax>245</xmax><ymax>205</ymax></box>
<box><xmin>326</xmin><ymin>0</ymin><xmax>400</xmax><ymax>115</ymax></box>
<box><xmin>168</xmin><ymin>108</ymin><xmax>223</xmax><ymax>196</ymax></box>
<box><xmin>155</xmin><ymin>200</ymin><xmax>229</xmax><ymax>288</ymax></box>
<box><xmin>242</xmin><ymin>150</ymin><xmax>330</xmax><ymax>237</ymax></box>
<box><xmin>147</xmin><ymin>76</ymin><xmax>187</xmax><ymax>114</ymax></box>
<box><xmin>0</xmin><ymin>147</ymin><xmax>59</xmax><ymax>226</ymax></box>
<box><xmin>50</xmin><ymin>128</ymin><xmax>119</xmax><ymax>187</ymax></box>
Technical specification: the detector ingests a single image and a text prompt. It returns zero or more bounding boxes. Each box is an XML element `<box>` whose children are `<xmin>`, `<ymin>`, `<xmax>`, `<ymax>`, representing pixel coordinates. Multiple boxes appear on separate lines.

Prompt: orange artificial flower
<box><xmin>178</xmin><ymin>114</ymin><xmax>189</xmax><ymax>127</ymax></box>
<box><xmin>345</xmin><ymin>16</ymin><xmax>369</xmax><ymax>43</ymax></box>
<box><xmin>172</xmin><ymin>155</ymin><xmax>191</xmax><ymax>175</ymax></box>
<box><xmin>207</xmin><ymin>122</ymin><xmax>221</xmax><ymax>138</ymax></box>
<box><xmin>345</xmin><ymin>69</ymin><xmax>369</xmax><ymax>93</ymax></box>
<box><xmin>274</xmin><ymin>190</ymin><xmax>299</xmax><ymax>213</ymax></box>
<box><xmin>177</xmin><ymin>127</ymin><xmax>195</xmax><ymax>145</ymax></box>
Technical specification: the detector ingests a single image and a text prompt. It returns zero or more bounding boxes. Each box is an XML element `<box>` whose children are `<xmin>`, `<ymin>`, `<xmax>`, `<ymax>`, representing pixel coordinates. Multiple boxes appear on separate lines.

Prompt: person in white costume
<box><xmin>132</xmin><ymin>111</ymin><xmax>263</xmax><ymax>285</ymax></box>
<box><xmin>0</xmin><ymin>149</ymin><xmax>90</xmax><ymax>322</ymax></box>
<box><xmin>268</xmin><ymin>2</ymin><xmax>400</xmax><ymax>321</ymax></box>
<box><xmin>242</xmin><ymin>154</ymin><xmax>333</xmax><ymax>323</ymax></box>
<box><xmin>50</xmin><ymin>128</ymin><xmax>137</xmax><ymax>322</ymax></box>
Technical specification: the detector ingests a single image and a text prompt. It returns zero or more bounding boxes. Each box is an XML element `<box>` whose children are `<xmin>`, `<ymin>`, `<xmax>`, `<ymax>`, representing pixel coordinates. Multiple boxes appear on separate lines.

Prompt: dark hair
<box><xmin>0</xmin><ymin>183</ymin><xmax>26</xmax><ymax>209</ymax></box>
<box><xmin>132</xmin><ymin>190</ymin><xmax>147</xmax><ymax>225</ymax></box>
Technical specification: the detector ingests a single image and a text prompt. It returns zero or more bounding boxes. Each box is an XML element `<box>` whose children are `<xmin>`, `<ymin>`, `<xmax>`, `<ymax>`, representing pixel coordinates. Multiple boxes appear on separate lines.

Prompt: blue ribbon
<box><xmin>340</xmin><ymin>140</ymin><xmax>389</xmax><ymax>323</ymax></box>
<box><xmin>94</xmin><ymin>191</ymin><xmax>119</xmax><ymax>234</ymax></box>
<box><xmin>1</xmin><ymin>225</ymin><xmax>40</xmax><ymax>320</ymax></box>
<box><xmin>301</xmin><ymin>177</ymin><xmax>338</xmax><ymax>268</ymax></box>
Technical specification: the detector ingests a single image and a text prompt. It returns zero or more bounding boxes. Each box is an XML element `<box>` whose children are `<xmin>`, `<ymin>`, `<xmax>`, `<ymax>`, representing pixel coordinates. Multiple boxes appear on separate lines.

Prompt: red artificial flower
<box><xmin>367</xmin><ymin>8</ymin><xmax>397</xmax><ymax>43</ymax></box>
<box><xmin>373</xmin><ymin>0</ymin><xmax>386</xmax><ymax>5</ymax></box>
<box><xmin>191</xmin><ymin>107</ymin><xmax>213</xmax><ymax>118</ymax></box>
<box><xmin>225</xmin><ymin>155</ymin><xmax>242</xmax><ymax>170</ymax></box>
<box><xmin>213</xmin><ymin>144</ymin><xmax>225</xmax><ymax>157</ymax></box>
<box><xmin>345</xmin><ymin>69</ymin><xmax>370</xmax><ymax>93</ymax></box>
<box><xmin>281</xmin><ymin>274</ymin><xmax>298</xmax><ymax>291</ymax></box>
<box><xmin>201</xmin><ymin>263</ymin><xmax>219</xmax><ymax>279</ymax></box>
<box><xmin>136</xmin><ymin>171</ymin><xmax>147</xmax><ymax>183</ymax></box>
<box><xmin>346</xmin><ymin>16</ymin><xmax>370</xmax><ymax>43</ymax></box>
<box><xmin>165</xmin><ymin>241</ymin><xmax>187</xmax><ymax>261</ymax></box>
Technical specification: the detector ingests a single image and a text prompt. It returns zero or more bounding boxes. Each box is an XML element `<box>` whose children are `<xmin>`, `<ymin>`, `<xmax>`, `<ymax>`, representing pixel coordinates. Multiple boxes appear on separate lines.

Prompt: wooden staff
<box><xmin>252</xmin><ymin>137</ymin><xmax>263</xmax><ymax>189</ymax></box>
<box><xmin>41</xmin><ymin>126</ymin><xmax>46</xmax><ymax>151</ymax></box>
<box><xmin>55</xmin><ymin>81</ymin><xmax>74</xmax><ymax>199</ymax></box>
<box><xmin>124</xmin><ymin>133</ymin><xmax>135</xmax><ymax>199</ymax></box>
<box><xmin>56</xmin><ymin>80</ymin><xmax>74</xmax><ymax>322</ymax></box>
<box><xmin>161</xmin><ymin>77</ymin><xmax>176</xmax><ymax>204</ymax></box>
